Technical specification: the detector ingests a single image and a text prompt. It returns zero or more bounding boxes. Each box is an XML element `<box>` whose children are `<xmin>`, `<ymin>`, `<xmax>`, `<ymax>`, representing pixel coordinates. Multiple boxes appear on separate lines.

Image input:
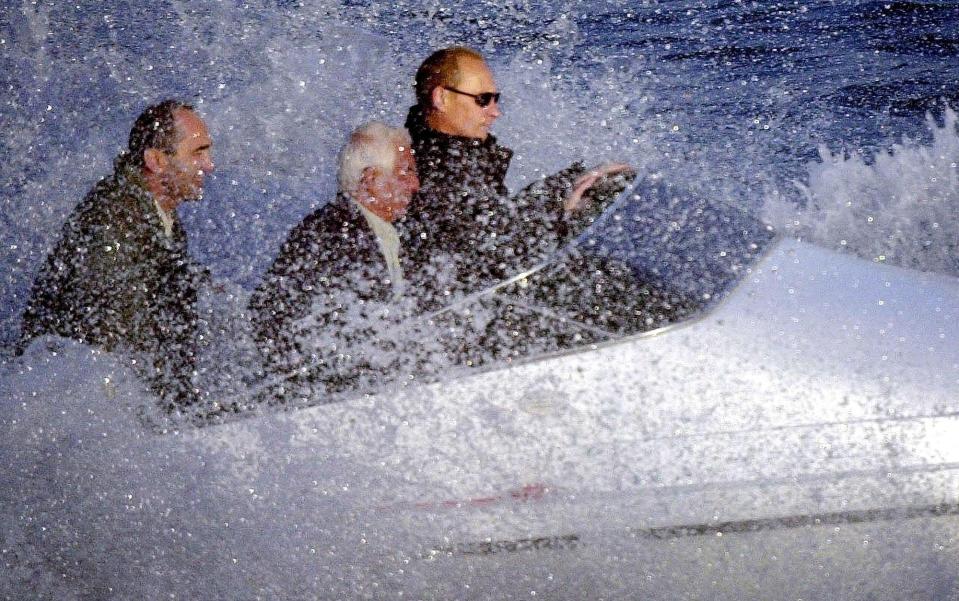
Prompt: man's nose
<box><xmin>487</xmin><ymin>100</ymin><xmax>501</xmax><ymax>118</ymax></box>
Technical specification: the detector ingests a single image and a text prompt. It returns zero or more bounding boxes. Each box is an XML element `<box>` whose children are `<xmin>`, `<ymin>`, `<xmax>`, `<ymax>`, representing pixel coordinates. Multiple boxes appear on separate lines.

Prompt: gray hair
<box><xmin>337</xmin><ymin>122</ymin><xmax>412</xmax><ymax>196</ymax></box>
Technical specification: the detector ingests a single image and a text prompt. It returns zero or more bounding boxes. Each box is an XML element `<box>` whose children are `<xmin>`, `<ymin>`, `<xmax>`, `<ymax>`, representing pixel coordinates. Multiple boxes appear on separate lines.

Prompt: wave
<box><xmin>663</xmin><ymin>45</ymin><xmax>801</xmax><ymax>63</ymax></box>
<box><xmin>824</xmin><ymin>79</ymin><xmax>959</xmax><ymax>115</ymax></box>
<box><xmin>871</xmin><ymin>33</ymin><xmax>959</xmax><ymax>57</ymax></box>
<box><xmin>763</xmin><ymin>106</ymin><xmax>959</xmax><ymax>277</ymax></box>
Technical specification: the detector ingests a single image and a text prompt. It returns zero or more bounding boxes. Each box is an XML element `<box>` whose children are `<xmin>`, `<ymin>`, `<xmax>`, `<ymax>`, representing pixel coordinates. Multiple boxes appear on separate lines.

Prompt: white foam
<box><xmin>764</xmin><ymin>107</ymin><xmax>959</xmax><ymax>276</ymax></box>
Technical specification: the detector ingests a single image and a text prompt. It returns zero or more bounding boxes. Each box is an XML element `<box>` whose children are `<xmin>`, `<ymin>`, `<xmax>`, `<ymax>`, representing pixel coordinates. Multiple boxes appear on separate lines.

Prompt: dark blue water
<box><xmin>349</xmin><ymin>0</ymin><xmax>959</xmax><ymax>174</ymax></box>
<box><xmin>2</xmin><ymin>0</ymin><xmax>958</xmax><ymax>348</ymax></box>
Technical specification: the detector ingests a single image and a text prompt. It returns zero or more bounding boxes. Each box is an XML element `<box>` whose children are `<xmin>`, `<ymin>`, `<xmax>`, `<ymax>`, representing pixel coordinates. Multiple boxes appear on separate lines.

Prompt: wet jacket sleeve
<box><xmin>505</xmin><ymin>162</ymin><xmax>634</xmax><ymax>265</ymax></box>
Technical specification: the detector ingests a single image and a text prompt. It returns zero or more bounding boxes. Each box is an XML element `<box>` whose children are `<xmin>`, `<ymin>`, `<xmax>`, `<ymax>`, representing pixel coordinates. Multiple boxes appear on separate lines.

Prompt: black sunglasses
<box><xmin>443</xmin><ymin>86</ymin><xmax>501</xmax><ymax>108</ymax></box>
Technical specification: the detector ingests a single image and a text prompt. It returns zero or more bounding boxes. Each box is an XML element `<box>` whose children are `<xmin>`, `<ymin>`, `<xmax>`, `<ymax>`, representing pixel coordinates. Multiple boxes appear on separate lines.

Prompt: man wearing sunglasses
<box><xmin>402</xmin><ymin>46</ymin><xmax>635</xmax><ymax>303</ymax></box>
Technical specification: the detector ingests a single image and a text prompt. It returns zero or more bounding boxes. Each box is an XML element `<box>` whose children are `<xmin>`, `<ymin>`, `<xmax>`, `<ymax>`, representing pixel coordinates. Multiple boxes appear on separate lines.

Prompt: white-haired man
<box><xmin>248</xmin><ymin>122</ymin><xmax>419</xmax><ymax>396</ymax></box>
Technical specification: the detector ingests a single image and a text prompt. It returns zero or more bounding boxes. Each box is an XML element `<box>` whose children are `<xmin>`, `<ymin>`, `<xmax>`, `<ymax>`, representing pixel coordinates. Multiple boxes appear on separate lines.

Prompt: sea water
<box><xmin>1</xmin><ymin>1</ymin><xmax>958</xmax><ymax>598</ymax></box>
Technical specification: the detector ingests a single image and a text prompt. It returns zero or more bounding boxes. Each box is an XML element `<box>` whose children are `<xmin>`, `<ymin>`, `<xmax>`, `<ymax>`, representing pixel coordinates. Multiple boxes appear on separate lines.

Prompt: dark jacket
<box><xmin>18</xmin><ymin>158</ymin><xmax>208</xmax><ymax>406</ymax></box>
<box><xmin>402</xmin><ymin>106</ymin><xmax>594</xmax><ymax>297</ymax></box>
<box><xmin>249</xmin><ymin>195</ymin><xmax>415</xmax><ymax>397</ymax></box>
<box><xmin>397</xmin><ymin>107</ymin><xmax>642</xmax><ymax>366</ymax></box>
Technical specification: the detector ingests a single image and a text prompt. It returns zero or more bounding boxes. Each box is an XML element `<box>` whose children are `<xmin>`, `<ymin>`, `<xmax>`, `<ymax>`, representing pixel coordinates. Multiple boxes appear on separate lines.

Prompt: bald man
<box><xmin>18</xmin><ymin>99</ymin><xmax>214</xmax><ymax>408</ymax></box>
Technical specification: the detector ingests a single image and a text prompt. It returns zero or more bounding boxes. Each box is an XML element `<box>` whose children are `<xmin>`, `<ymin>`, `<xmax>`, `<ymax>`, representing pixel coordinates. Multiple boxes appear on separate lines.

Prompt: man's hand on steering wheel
<box><xmin>564</xmin><ymin>163</ymin><xmax>635</xmax><ymax>214</ymax></box>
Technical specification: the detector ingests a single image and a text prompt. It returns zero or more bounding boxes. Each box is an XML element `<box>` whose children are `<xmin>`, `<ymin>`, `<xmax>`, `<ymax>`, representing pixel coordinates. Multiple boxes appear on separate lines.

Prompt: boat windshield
<box><xmin>422</xmin><ymin>177</ymin><xmax>777</xmax><ymax>368</ymax></box>
<box><xmin>210</xmin><ymin>177</ymin><xmax>778</xmax><ymax>418</ymax></box>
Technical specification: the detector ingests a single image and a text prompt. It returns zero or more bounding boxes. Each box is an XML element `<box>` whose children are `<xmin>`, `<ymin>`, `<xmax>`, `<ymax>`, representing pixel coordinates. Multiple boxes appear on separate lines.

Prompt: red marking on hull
<box><xmin>400</xmin><ymin>483</ymin><xmax>553</xmax><ymax>512</ymax></box>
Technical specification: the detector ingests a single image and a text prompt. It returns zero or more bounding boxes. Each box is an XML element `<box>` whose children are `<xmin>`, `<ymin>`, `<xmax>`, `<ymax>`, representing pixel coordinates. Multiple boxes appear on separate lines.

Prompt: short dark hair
<box><xmin>414</xmin><ymin>46</ymin><xmax>485</xmax><ymax>109</ymax></box>
<box><xmin>125</xmin><ymin>99</ymin><xmax>195</xmax><ymax>168</ymax></box>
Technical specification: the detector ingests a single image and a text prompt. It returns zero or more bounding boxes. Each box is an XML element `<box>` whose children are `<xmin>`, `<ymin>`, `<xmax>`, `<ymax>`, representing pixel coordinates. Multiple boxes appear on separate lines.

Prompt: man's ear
<box><xmin>143</xmin><ymin>148</ymin><xmax>166</xmax><ymax>174</ymax></box>
<box><xmin>360</xmin><ymin>165</ymin><xmax>378</xmax><ymax>186</ymax></box>
<box><xmin>356</xmin><ymin>166</ymin><xmax>379</xmax><ymax>200</ymax></box>
<box><xmin>430</xmin><ymin>85</ymin><xmax>447</xmax><ymax>113</ymax></box>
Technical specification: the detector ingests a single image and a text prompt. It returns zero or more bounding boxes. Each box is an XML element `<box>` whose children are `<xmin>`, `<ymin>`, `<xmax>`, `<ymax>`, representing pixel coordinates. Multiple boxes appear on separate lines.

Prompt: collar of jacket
<box><xmin>330</xmin><ymin>192</ymin><xmax>370</xmax><ymax>229</ymax></box>
<box><xmin>112</xmin><ymin>153</ymin><xmax>186</xmax><ymax>244</ymax></box>
<box><xmin>113</xmin><ymin>153</ymin><xmax>151</xmax><ymax>196</ymax></box>
<box><xmin>294</xmin><ymin>193</ymin><xmax>382</xmax><ymax>252</ymax></box>
<box><xmin>404</xmin><ymin>105</ymin><xmax>513</xmax><ymax>171</ymax></box>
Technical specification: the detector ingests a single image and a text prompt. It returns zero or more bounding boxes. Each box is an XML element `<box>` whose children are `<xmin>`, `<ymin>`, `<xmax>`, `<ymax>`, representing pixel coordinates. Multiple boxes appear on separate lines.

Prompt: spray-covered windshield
<box><xmin>416</xmin><ymin>177</ymin><xmax>777</xmax><ymax>370</ymax></box>
<box><xmin>180</xmin><ymin>177</ymin><xmax>777</xmax><ymax>417</ymax></box>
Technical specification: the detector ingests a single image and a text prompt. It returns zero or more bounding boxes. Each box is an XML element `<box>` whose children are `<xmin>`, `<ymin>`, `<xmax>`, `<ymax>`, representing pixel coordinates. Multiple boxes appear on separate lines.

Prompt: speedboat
<box><xmin>3</xmin><ymin>178</ymin><xmax>957</xmax><ymax>599</ymax></box>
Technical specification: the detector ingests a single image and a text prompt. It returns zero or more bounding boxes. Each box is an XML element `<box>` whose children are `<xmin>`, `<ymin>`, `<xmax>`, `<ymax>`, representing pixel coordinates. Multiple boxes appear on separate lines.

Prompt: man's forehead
<box><xmin>456</xmin><ymin>56</ymin><xmax>490</xmax><ymax>75</ymax></box>
<box><xmin>174</xmin><ymin>109</ymin><xmax>211</xmax><ymax>140</ymax></box>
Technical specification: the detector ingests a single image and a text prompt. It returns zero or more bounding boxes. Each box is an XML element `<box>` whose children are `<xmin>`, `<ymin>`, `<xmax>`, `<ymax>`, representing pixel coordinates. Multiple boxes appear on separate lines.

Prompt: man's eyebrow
<box><xmin>194</xmin><ymin>143</ymin><xmax>212</xmax><ymax>151</ymax></box>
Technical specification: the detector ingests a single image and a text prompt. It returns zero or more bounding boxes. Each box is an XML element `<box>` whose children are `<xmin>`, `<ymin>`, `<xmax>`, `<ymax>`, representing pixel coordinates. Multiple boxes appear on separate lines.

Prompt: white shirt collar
<box><xmin>152</xmin><ymin>197</ymin><xmax>175</xmax><ymax>238</ymax></box>
<box><xmin>354</xmin><ymin>201</ymin><xmax>405</xmax><ymax>296</ymax></box>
